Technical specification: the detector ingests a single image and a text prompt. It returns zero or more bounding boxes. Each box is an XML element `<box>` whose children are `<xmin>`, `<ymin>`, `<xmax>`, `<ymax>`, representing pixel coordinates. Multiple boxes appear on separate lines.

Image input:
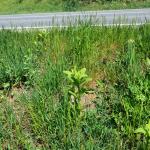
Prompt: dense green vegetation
<box><xmin>0</xmin><ymin>0</ymin><xmax>150</xmax><ymax>14</ymax></box>
<box><xmin>0</xmin><ymin>24</ymin><xmax>150</xmax><ymax>149</ymax></box>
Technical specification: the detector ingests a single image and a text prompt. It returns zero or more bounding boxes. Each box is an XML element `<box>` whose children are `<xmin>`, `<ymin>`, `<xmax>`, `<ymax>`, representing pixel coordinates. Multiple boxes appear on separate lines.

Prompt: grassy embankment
<box><xmin>0</xmin><ymin>0</ymin><xmax>150</xmax><ymax>14</ymax></box>
<box><xmin>0</xmin><ymin>24</ymin><xmax>150</xmax><ymax>149</ymax></box>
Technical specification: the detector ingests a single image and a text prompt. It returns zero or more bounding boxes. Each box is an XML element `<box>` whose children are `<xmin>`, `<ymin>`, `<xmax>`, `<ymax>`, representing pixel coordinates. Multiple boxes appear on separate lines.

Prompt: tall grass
<box><xmin>0</xmin><ymin>24</ymin><xmax>150</xmax><ymax>149</ymax></box>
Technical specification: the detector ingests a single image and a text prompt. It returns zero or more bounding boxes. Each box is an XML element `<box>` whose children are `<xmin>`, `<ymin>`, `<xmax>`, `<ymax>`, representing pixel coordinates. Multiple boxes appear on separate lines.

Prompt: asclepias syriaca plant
<box><xmin>64</xmin><ymin>67</ymin><xmax>92</xmax><ymax>117</ymax></box>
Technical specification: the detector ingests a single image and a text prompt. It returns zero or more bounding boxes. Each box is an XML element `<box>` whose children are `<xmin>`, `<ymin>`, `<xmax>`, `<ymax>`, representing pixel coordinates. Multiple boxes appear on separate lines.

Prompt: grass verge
<box><xmin>0</xmin><ymin>24</ymin><xmax>150</xmax><ymax>149</ymax></box>
<box><xmin>0</xmin><ymin>0</ymin><xmax>150</xmax><ymax>14</ymax></box>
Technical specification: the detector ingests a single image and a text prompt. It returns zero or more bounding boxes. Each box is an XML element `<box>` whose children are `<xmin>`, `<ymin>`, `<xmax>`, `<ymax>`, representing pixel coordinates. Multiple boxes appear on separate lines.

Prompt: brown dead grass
<box><xmin>81</xmin><ymin>80</ymin><xmax>97</xmax><ymax>111</ymax></box>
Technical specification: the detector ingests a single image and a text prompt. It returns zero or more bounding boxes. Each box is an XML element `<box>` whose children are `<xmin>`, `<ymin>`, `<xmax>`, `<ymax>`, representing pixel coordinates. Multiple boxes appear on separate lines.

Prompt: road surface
<box><xmin>0</xmin><ymin>8</ymin><xmax>150</xmax><ymax>29</ymax></box>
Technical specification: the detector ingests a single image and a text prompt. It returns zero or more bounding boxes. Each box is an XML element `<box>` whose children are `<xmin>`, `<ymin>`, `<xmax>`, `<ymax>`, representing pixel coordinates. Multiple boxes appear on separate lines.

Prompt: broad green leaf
<box><xmin>3</xmin><ymin>83</ymin><xmax>10</xmax><ymax>89</ymax></box>
<box><xmin>146</xmin><ymin>57</ymin><xmax>150</xmax><ymax>66</ymax></box>
<box><xmin>135</xmin><ymin>128</ymin><xmax>146</xmax><ymax>134</ymax></box>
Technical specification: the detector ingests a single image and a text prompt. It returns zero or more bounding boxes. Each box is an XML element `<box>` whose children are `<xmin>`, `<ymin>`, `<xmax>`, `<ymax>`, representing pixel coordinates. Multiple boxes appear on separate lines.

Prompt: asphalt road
<box><xmin>0</xmin><ymin>8</ymin><xmax>150</xmax><ymax>29</ymax></box>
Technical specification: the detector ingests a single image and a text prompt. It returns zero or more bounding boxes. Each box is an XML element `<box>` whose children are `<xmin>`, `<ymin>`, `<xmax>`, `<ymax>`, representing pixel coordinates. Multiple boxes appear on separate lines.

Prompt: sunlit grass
<box><xmin>0</xmin><ymin>0</ymin><xmax>150</xmax><ymax>14</ymax></box>
<box><xmin>0</xmin><ymin>24</ymin><xmax>150</xmax><ymax>149</ymax></box>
